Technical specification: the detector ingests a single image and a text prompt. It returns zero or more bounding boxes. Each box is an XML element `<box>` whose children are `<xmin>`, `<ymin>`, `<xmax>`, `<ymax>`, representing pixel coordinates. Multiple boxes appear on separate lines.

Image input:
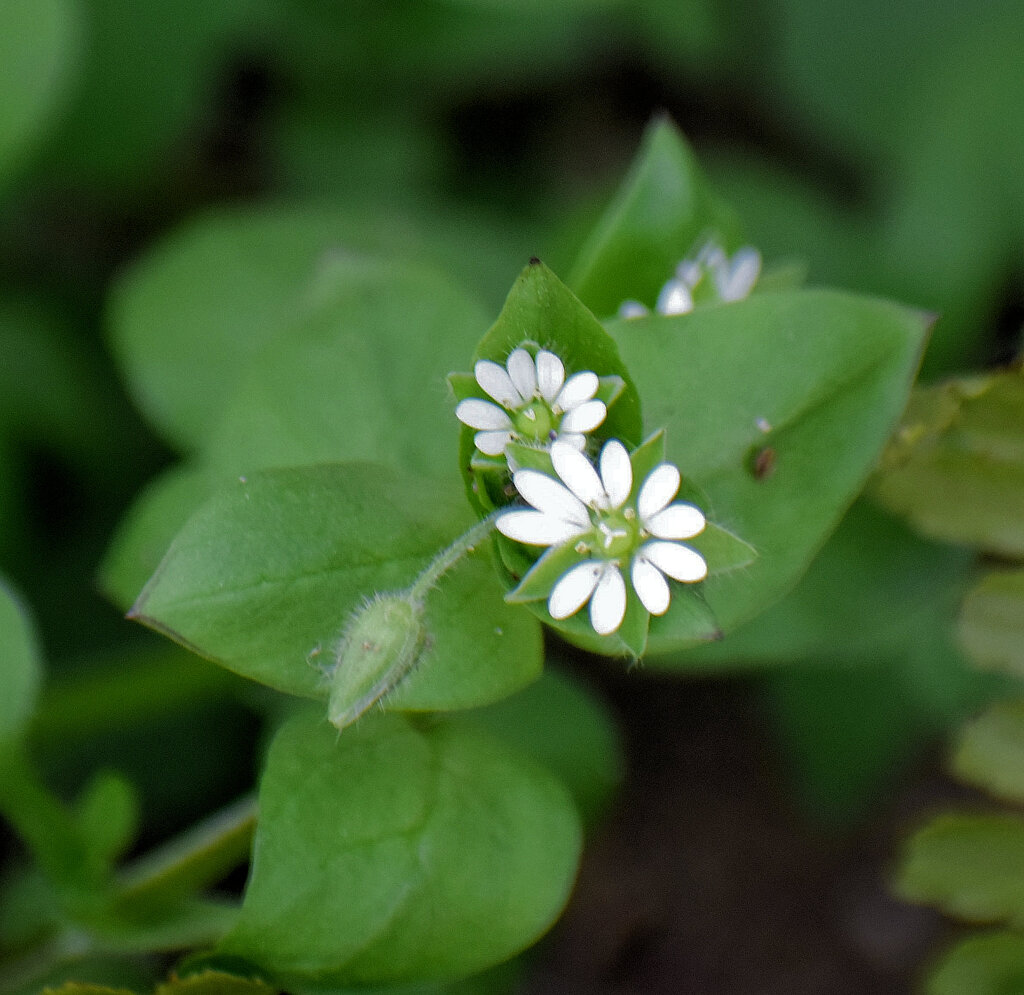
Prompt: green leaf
<box><xmin>927</xmin><ymin>931</ymin><xmax>1024</xmax><ymax>995</ymax></box>
<box><xmin>221</xmin><ymin>709</ymin><xmax>581</xmax><ymax>987</ymax></box>
<box><xmin>107</xmin><ymin>205</ymin><xmax>380</xmax><ymax>451</ymax></box>
<box><xmin>0</xmin><ymin>0</ymin><xmax>79</xmax><ymax>189</ymax></box>
<box><xmin>99</xmin><ymin>465</ymin><xmax>212</xmax><ymax>611</ymax></box>
<box><xmin>896</xmin><ymin>814</ymin><xmax>1024</xmax><ymax>927</ymax></box>
<box><xmin>960</xmin><ymin>570</ymin><xmax>1024</xmax><ymax>679</ymax></box>
<box><xmin>953</xmin><ymin>700</ymin><xmax>1024</xmax><ymax>805</ymax></box>
<box><xmin>203</xmin><ymin>255</ymin><xmax>489</xmax><ymax>480</ymax></box>
<box><xmin>684</xmin><ymin>499</ymin><xmax>973</xmax><ymax>666</ymax></box>
<box><xmin>76</xmin><ymin>771</ymin><xmax>139</xmax><ymax>870</ymax></box>
<box><xmin>129</xmin><ymin>464</ymin><xmax>541</xmax><ymax>711</ymax></box>
<box><xmin>0</xmin><ymin>579</ymin><xmax>42</xmax><ymax>745</ymax></box>
<box><xmin>463</xmin><ymin>667</ymin><xmax>623</xmax><ymax>825</ymax></box>
<box><xmin>155</xmin><ymin>972</ymin><xmax>277</xmax><ymax>995</ymax></box>
<box><xmin>872</xmin><ymin>371</ymin><xmax>1024</xmax><ymax>556</ymax></box>
<box><xmin>605</xmin><ymin>289</ymin><xmax>928</xmax><ymax>656</ymax></box>
<box><xmin>41</xmin><ymin>986</ymin><xmax>139</xmax><ymax>995</ymax></box>
<box><xmin>568</xmin><ymin>116</ymin><xmax>741</xmax><ymax>317</ymax></box>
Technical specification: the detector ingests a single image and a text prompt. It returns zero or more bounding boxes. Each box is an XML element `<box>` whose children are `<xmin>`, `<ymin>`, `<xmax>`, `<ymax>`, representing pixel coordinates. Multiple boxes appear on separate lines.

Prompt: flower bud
<box><xmin>328</xmin><ymin>593</ymin><xmax>425</xmax><ymax>730</ymax></box>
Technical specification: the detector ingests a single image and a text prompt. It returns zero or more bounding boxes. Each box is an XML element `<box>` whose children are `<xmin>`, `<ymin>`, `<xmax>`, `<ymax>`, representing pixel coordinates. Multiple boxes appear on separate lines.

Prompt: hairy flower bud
<box><xmin>328</xmin><ymin>593</ymin><xmax>425</xmax><ymax>731</ymax></box>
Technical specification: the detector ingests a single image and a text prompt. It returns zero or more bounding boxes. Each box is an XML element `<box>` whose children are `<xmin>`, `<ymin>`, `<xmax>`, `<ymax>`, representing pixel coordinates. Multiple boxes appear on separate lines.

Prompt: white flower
<box><xmin>496</xmin><ymin>439</ymin><xmax>707</xmax><ymax>636</ymax></box>
<box><xmin>455</xmin><ymin>348</ymin><xmax>606</xmax><ymax>457</ymax></box>
<box><xmin>618</xmin><ymin>239</ymin><xmax>761</xmax><ymax>319</ymax></box>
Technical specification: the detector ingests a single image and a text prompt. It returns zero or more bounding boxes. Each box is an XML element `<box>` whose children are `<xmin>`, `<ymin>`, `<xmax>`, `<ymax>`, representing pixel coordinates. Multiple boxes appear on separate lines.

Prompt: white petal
<box><xmin>551</xmin><ymin>441</ymin><xmax>605</xmax><ymax>507</ymax></box>
<box><xmin>455</xmin><ymin>398</ymin><xmax>512</xmax><ymax>430</ymax></box>
<box><xmin>637</xmin><ymin>463</ymin><xmax>681</xmax><ymax>521</ymax></box>
<box><xmin>717</xmin><ymin>248</ymin><xmax>761</xmax><ymax>301</ymax></box>
<box><xmin>535</xmin><ymin>350</ymin><xmax>565</xmax><ymax>403</ymax></box>
<box><xmin>656</xmin><ymin>279</ymin><xmax>693</xmax><ymax>316</ymax></box>
<box><xmin>558</xmin><ymin>432</ymin><xmax>587</xmax><ymax>450</ymax></box>
<box><xmin>599</xmin><ymin>440</ymin><xmax>632</xmax><ymax>509</ymax></box>
<box><xmin>560</xmin><ymin>399</ymin><xmax>606</xmax><ymax>434</ymax></box>
<box><xmin>475</xmin><ymin>360</ymin><xmax>522</xmax><ymax>406</ymax></box>
<box><xmin>618</xmin><ymin>300</ymin><xmax>649</xmax><ymax>320</ymax></box>
<box><xmin>645</xmin><ymin>503</ymin><xmax>706</xmax><ymax>540</ymax></box>
<box><xmin>506</xmin><ymin>348</ymin><xmax>537</xmax><ymax>400</ymax></box>
<box><xmin>548</xmin><ymin>561</ymin><xmax>602</xmax><ymax>619</ymax></box>
<box><xmin>496</xmin><ymin>510</ymin><xmax>586</xmax><ymax>547</ymax></box>
<box><xmin>554</xmin><ymin>371</ymin><xmax>598</xmax><ymax>412</ymax></box>
<box><xmin>590</xmin><ymin>564</ymin><xmax>626</xmax><ymax>635</ymax></box>
<box><xmin>631</xmin><ymin>556</ymin><xmax>670</xmax><ymax>615</ymax></box>
<box><xmin>640</xmin><ymin>541</ymin><xmax>707</xmax><ymax>583</ymax></box>
<box><xmin>474</xmin><ymin>430</ymin><xmax>513</xmax><ymax>456</ymax></box>
<box><xmin>513</xmin><ymin>470</ymin><xmax>590</xmax><ymax>526</ymax></box>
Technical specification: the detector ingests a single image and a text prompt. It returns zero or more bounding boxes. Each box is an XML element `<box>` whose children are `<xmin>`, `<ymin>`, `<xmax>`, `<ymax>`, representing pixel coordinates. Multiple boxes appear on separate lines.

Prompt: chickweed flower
<box><xmin>619</xmin><ymin>239</ymin><xmax>762</xmax><ymax>319</ymax></box>
<box><xmin>456</xmin><ymin>347</ymin><xmax>606</xmax><ymax>457</ymax></box>
<box><xmin>497</xmin><ymin>439</ymin><xmax>707</xmax><ymax>636</ymax></box>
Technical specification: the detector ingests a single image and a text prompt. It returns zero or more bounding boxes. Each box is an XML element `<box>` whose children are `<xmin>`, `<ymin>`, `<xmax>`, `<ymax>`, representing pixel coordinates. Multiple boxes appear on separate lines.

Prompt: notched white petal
<box><xmin>631</xmin><ymin>556</ymin><xmax>670</xmax><ymax>615</ymax></box>
<box><xmin>645</xmin><ymin>503</ymin><xmax>706</xmax><ymax>540</ymax></box>
<box><xmin>496</xmin><ymin>510</ymin><xmax>586</xmax><ymax>547</ymax></box>
<box><xmin>560</xmin><ymin>399</ymin><xmax>606</xmax><ymax>434</ymax></box>
<box><xmin>535</xmin><ymin>350</ymin><xmax>565</xmax><ymax>403</ymax></box>
<box><xmin>507</xmin><ymin>348</ymin><xmax>537</xmax><ymax>400</ymax></box>
<box><xmin>590</xmin><ymin>565</ymin><xmax>626</xmax><ymax>635</ymax></box>
<box><xmin>551</xmin><ymin>441</ymin><xmax>605</xmax><ymax>507</ymax></box>
<box><xmin>475</xmin><ymin>360</ymin><xmax>522</xmax><ymax>406</ymax></box>
<box><xmin>554</xmin><ymin>371</ymin><xmax>599</xmax><ymax>412</ymax></box>
<box><xmin>717</xmin><ymin>247</ymin><xmax>761</xmax><ymax>301</ymax></box>
<box><xmin>513</xmin><ymin>469</ymin><xmax>590</xmax><ymax>527</ymax></box>
<box><xmin>558</xmin><ymin>432</ymin><xmax>587</xmax><ymax>450</ymax></box>
<box><xmin>473</xmin><ymin>430</ymin><xmax>513</xmax><ymax>456</ymax></box>
<box><xmin>641</xmin><ymin>541</ymin><xmax>708</xmax><ymax>583</ymax></box>
<box><xmin>637</xmin><ymin>463</ymin><xmax>681</xmax><ymax>521</ymax></box>
<box><xmin>456</xmin><ymin>398</ymin><xmax>512</xmax><ymax>430</ymax></box>
<box><xmin>549</xmin><ymin>561</ymin><xmax>602</xmax><ymax>619</ymax></box>
<box><xmin>599</xmin><ymin>440</ymin><xmax>632</xmax><ymax>509</ymax></box>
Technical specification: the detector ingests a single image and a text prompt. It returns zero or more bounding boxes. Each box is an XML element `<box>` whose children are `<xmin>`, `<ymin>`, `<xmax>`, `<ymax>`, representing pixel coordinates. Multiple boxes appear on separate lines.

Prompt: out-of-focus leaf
<box><xmin>927</xmin><ymin>931</ymin><xmax>1024</xmax><ymax>995</ymax></box>
<box><xmin>155</xmin><ymin>972</ymin><xmax>277</xmax><ymax>995</ymax></box>
<box><xmin>873</xmin><ymin>371</ymin><xmax>1024</xmax><ymax>556</ymax></box>
<box><xmin>896</xmin><ymin>814</ymin><xmax>1024</xmax><ymax>927</ymax></box>
<box><xmin>0</xmin><ymin>0</ymin><xmax>79</xmax><ymax>188</ymax></box>
<box><xmin>203</xmin><ymin>255</ymin><xmax>489</xmax><ymax>480</ymax></box>
<box><xmin>221</xmin><ymin>709</ymin><xmax>581</xmax><ymax>987</ymax></box>
<box><xmin>0</xmin><ymin>579</ymin><xmax>42</xmax><ymax>745</ymax></box>
<box><xmin>953</xmin><ymin>700</ymin><xmax>1024</xmax><ymax>805</ymax></box>
<box><xmin>960</xmin><ymin>569</ymin><xmax>1024</xmax><ymax>679</ymax></box>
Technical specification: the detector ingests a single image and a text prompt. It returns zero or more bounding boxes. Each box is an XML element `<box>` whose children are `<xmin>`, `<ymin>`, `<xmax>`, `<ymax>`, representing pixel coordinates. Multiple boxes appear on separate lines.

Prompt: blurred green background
<box><xmin>2</xmin><ymin>0</ymin><xmax>1024</xmax><ymax>990</ymax></box>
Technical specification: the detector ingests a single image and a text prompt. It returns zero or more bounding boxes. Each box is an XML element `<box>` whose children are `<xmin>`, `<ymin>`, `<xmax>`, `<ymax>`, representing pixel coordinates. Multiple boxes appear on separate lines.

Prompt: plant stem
<box><xmin>408</xmin><ymin>513</ymin><xmax>498</xmax><ymax>602</ymax></box>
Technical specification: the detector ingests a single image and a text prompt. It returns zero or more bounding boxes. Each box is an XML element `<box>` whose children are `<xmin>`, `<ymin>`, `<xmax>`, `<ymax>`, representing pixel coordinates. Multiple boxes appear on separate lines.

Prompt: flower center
<box><xmin>591</xmin><ymin>507</ymin><xmax>638</xmax><ymax>560</ymax></box>
<box><xmin>514</xmin><ymin>401</ymin><xmax>555</xmax><ymax>442</ymax></box>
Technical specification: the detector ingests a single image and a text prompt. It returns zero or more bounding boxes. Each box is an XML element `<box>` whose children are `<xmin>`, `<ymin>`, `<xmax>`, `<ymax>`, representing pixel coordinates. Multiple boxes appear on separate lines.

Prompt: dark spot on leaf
<box><xmin>529</xmin><ymin>256</ymin><xmax>541</xmax><ymax>266</ymax></box>
<box><xmin>748</xmin><ymin>446</ymin><xmax>776</xmax><ymax>480</ymax></box>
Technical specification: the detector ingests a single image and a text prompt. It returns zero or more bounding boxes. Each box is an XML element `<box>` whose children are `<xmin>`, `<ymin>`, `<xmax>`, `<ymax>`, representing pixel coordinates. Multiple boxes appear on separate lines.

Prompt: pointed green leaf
<box><xmin>927</xmin><ymin>932</ymin><xmax>1024</xmax><ymax>995</ymax></box>
<box><xmin>457</xmin><ymin>260</ymin><xmax>643</xmax><ymax>514</ymax></box>
<box><xmin>568</xmin><ymin>116</ymin><xmax>741</xmax><ymax>317</ymax></box>
<box><xmin>155</xmin><ymin>972</ymin><xmax>277</xmax><ymax>995</ymax></box>
<box><xmin>606</xmin><ymin>289</ymin><xmax>928</xmax><ymax>656</ymax></box>
<box><xmin>0</xmin><ymin>579</ymin><xmax>42</xmax><ymax>745</ymax></box>
<box><xmin>221</xmin><ymin>709</ymin><xmax>581</xmax><ymax>987</ymax></box>
<box><xmin>99</xmin><ymin>464</ymin><xmax>212</xmax><ymax>611</ymax></box>
<box><xmin>953</xmin><ymin>700</ymin><xmax>1024</xmax><ymax>804</ymax></box>
<box><xmin>129</xmin><ymin>465</ymin><xmax>540</xmax><ymax>711</ymax></box>
<box><xmin>960</xmin><ymin>569</ymin><xmax>1024</xmax><ymax>678</ymax></box>
<box><xmin>896</xmin><ymin>814</ymin><xmax>1024</xmax><ymax>927</ymax></box>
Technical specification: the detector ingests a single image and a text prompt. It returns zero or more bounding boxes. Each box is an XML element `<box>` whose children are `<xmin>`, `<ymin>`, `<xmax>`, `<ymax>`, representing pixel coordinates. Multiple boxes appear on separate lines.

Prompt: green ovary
<box><xmin>514</xmin><ymin>402</ymin><xmax>555</xmax><ymax>442</ymax></box>
<box><xmin>591</xmin><ymin>508</ymin><xmax>639</xmax><ymax>560</ymax></box>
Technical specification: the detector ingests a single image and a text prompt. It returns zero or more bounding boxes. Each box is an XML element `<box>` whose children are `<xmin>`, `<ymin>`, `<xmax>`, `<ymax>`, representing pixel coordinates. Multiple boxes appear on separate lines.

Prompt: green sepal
<box><xmin>507</xmin><ymin>543</ymin><xmax>584</xmax><ymax>604</ymax></box>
